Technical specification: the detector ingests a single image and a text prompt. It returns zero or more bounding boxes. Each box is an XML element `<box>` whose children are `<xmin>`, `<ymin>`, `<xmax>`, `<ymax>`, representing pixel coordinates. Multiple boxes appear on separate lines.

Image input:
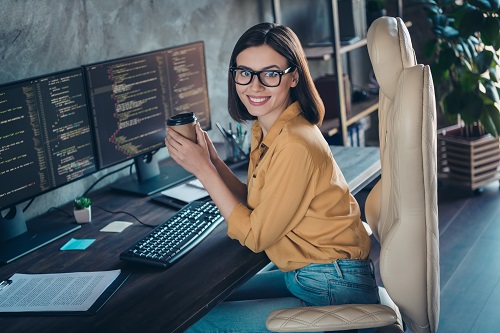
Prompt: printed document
<box><xmin>0</xmin><ymin>269</ymin><xmax>121</xmax><ymax>313</ymax></box>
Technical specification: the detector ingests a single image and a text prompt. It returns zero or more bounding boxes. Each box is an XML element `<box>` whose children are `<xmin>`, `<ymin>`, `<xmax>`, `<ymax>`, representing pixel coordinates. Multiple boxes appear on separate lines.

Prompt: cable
<box><xmin>22</xmin><ymin>163</ymin><xmax>132</xmax><ymax>214</ymax></box>
<box><xmin>82</xmin><ymin>162</ymin><xmax>134</xmax><ymax>197</ymax></box>
<box><xmin>45</xmin><ymin>204</ymin><xmax>153</xmax><ymax>228</ymax></box>
<box><xmin>94</xmin><ymin>205</ymin><xmax>154</xmax><ymax>228</ymax></box>
<box><xmin>47</xmin><ymin>206</ymin><xmax>72</xmax><ymax>217</ymax></box>
<box><xmin>22</xmin><ymin>198</ymin><xmax>35</xmax><ymax>213</ymax></box>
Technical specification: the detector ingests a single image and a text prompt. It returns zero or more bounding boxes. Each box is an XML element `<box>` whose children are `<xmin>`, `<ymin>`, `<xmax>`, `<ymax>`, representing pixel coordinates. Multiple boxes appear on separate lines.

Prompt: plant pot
<box><xmin>73</xmin><ymin>207</ymin><xmax>92</xmax><ymax>224</ymax></box>
<box><xmin>438</xmin><ymin>125</ymin><xmax>500</xmax><ymax>191</ymax></box>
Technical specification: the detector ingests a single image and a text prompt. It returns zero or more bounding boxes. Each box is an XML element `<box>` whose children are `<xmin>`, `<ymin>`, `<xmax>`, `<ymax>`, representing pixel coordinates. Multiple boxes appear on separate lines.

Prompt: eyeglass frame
<box><xmin>229</xmin><ymin>66</ymin><xmax>296</xmax><ymax>88</ymax></box>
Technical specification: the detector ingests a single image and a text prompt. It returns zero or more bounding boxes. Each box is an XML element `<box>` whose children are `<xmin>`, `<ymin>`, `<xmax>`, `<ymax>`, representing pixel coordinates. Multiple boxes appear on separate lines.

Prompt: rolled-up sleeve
<box><xmin>227</xmin><ymin>202</ymin><xmax>252</xmax><ymax>244</ymax></box>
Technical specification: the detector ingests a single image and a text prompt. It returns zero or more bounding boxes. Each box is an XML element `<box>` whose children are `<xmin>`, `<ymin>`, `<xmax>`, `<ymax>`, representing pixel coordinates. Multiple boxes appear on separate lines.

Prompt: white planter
<box><xmin>73</xmin><ymin>207</ymin><xmax>92</xmax><ymax>224</ymax></box>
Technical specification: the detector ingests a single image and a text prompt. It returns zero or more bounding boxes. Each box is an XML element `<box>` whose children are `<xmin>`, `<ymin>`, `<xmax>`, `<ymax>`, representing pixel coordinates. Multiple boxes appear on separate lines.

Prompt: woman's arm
<box><xmin>227</xmin><ymin>142</ymin><xmax>317</xmax><ymax>252</ymax></box>
<box><xmin>210</xmin><ymin>151</ymin><xmax>247</xmax><ymax>204</ymax></box>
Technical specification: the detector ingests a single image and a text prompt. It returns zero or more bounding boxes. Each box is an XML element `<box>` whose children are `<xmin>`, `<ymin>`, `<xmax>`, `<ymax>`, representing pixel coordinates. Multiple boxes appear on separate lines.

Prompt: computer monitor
<box><xmin>0</xmin><ymin>68</ymin><xmax>97</xmax><ymax>263</ymax></box>
<box><xmin>84</xmin><ymin>41</ymin><xmax>211</xmax><ymax>195</ymax></box>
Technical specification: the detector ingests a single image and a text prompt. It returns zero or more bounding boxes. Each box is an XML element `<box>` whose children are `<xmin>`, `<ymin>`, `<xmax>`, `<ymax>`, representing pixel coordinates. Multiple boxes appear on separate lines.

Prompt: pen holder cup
<box><xmin>224</xmin><ymin>136</ymin><xmax>246</xmax><ymax>164</ymax></box>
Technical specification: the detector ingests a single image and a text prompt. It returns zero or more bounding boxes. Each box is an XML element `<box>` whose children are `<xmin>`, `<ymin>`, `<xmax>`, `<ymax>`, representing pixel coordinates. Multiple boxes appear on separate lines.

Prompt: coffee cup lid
<box><xmin>167</xmin><ymin>112</ymin><xmax>197</xmax><ymax>126</ymax></box>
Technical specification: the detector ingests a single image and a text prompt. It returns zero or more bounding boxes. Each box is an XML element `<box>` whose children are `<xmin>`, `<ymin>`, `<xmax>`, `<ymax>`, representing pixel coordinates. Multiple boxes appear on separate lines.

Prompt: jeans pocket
<box><xmin>285</xmin><ymin>270</ymin><xmax>330</xmax><ymax>306</ymax></box>
<box><xmin>328</xmin><ymin>274</ymin><xmax>380</xmax><ymax>305</ymax></box>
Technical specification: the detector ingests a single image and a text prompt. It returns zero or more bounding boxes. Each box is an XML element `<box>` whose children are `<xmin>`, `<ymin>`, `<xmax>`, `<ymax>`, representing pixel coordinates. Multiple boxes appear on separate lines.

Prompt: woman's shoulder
<box><xmin>282</xmin><ymin>115</ymin><xmax>324</xmax><ymax>142</ymax></box>
<box><xmin>279</xmin><ymin>116</ymin><xmax>332</xmax><ymax>159</ymax></box>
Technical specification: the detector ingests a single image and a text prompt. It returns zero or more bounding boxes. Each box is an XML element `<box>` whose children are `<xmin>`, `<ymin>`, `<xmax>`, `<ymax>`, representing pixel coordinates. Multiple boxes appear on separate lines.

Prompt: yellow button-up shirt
<box><xmin>227</xmin><ymin>102</ymin><xmax>370</xmax><ymax>272</ymax></box>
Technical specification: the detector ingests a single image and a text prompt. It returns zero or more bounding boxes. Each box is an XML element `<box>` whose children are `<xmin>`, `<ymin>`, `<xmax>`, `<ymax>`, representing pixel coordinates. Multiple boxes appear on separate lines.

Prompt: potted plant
<box><xmin>73</xmin><ymin>197</ymin><xmax>92</xmax><ymax>224</ymax></box>
<box><xmin>414</xmin><ymin>0</ymin><xmax>500</xmax><ymax>191</ymax></box>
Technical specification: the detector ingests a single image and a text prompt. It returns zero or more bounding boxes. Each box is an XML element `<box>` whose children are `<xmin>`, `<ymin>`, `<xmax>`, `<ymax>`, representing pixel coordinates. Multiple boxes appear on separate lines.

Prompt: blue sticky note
<box><xmin>60</xmin><ymin>238</ymin><xmax>95</xmax><ymax>251</ymax></box>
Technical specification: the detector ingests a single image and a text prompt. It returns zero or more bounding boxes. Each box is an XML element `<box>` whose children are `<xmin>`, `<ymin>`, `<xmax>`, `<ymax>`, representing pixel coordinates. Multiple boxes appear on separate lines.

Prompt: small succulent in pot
<box><xmin>73</xmin><ymin>197</ymin><xmax>92</xmax><ymax>223</ymax></box>
<box><xmin>74</xmin><ymin>197</ymin><xmax>92</xmax><ymax>210</ymax></box>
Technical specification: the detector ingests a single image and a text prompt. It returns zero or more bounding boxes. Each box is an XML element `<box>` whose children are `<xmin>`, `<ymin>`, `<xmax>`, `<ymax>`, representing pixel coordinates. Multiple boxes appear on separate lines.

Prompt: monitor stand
<box><xmin>111</xmin><ymin>153</ymin><xmax>194</xmax><ymax>196</ymax></box>
<box><xmin>0</xmin><ymin>206</ymin><xmax>80</xmax><ymax>264</ymax></box>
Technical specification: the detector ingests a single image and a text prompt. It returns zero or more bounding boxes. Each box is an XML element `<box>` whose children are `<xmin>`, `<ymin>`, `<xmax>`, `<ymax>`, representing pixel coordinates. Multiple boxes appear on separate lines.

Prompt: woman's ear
<box><xmin>291</xmin><ymin>72</ymin><xmax>299</xmax><ymax>88</ymax></box>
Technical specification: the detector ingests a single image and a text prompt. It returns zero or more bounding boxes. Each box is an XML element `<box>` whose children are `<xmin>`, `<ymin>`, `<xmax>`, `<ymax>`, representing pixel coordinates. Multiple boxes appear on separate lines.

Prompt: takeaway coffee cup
<box><xmin>167</xmin><ymin>112</ymin><xmax>197</xmax><ymax>143</ymax></box>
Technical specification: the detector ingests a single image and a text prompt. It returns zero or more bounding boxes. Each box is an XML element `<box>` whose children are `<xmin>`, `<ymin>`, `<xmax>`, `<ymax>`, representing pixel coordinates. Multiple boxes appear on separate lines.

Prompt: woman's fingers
<box><xmin>164</xmin><ymin>125</ymin><xmax>212</xmax><ymax>175</ymax></box>
<box><xmin>195</xmin><ymin>123</ymin><xmax>207</xmax><ymax>148</ymax></box>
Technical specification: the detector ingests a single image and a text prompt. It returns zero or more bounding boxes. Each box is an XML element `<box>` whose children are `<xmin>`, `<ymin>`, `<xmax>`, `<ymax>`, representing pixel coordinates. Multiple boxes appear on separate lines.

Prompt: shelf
<box><xmin>304</xmin><ymin>46</ymin><xmax>333</xmax><ymax>61</ymax></box>
<box><xmin>346</xmin><ymin>97</ymin><xmax>378</xmax><ymax>126</ymax></box>
<box><xmin>319</xmin><ymin>117</ymin><xmax>340</xmax><ymax>137</ymax></box>
<box><xmin>317</xmin><ymin>97</ymin><xmax>378</xmax><ymax>138</ymax></box>
<box><xmin>304</xmin><ymin>38</ymin><xmax>368</xmax><ymax>60</ymax></box>
<box><xmin>340</xmin><ymin>38</ymin><xmax>368</xmax><ymax>54</ymax></box>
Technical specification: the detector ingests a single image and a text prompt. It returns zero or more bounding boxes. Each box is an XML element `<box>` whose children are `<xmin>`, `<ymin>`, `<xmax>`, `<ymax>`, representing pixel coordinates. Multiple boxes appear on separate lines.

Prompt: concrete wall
<box><xmin>0</xmin><ymin>0</ymin><xmax>272</xmax><ymax>219</ymax></box>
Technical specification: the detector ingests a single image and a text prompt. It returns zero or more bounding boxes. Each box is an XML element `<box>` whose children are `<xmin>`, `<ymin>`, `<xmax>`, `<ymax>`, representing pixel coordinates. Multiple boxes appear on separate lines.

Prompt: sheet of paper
<box><xmin>60</xmin><ymin>238</ymin><xmax>95</xmax><ymax>250</ymax></box>
<box><xmin>186</xmin><ymin>178</ymin><xmax>204</xmax><ymax>189</ymax></box>
<box><xmin>160</xmin><ymin>182</ymin><xmax>208</xmax><ymax>203</ymax></box>
<box><xmin>100</xmin><ymin>221</ymin><xmax>133</xmax><ymax>233</ymax></box>
<box><xmin>0</xmin><ymin>269</ymin><xmax>121</xmax><ymax>312</ymax></box>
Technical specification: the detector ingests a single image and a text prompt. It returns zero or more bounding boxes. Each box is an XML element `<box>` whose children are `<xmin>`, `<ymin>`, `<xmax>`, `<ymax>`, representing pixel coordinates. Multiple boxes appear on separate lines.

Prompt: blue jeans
<box><xmin>185</xmin><ymin>259</ymin><xmax>380</xmax><ymax>333</ymax></box>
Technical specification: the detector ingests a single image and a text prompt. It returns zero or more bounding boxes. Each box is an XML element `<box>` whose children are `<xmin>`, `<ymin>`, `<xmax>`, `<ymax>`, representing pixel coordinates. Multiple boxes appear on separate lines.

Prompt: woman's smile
<box><xmin>247</xmin><ymin>95</ymin><xmax>271</xmax><ymax>106</ymax></box>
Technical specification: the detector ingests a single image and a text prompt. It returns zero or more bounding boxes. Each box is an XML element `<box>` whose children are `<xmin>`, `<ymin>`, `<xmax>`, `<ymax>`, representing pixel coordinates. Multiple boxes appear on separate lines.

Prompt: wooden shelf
<box><xmin>304</xmin><ymin>38</ymin><xmax>368</xmax><ymax>60</ymax></box>
<box><xmin>340</xmin><ymin>38</ymin><xmax>368</xmax><ymax>54</ymax></box>
<box><xmin>318</xmin><ymin>97</ymin><xmax>379</xmax><ymax>138</ymax></box>
<box><xmin>347</xmin><ymin>97</ymin><xmax>378</xmax><ymax>126</ymax></box>
<box><xmin>304</xmin><ymin>46</ymin><xmax>333</xmax><ymax>61</ymax></box>
<box><xmin>319</xmin><ymin>117</ymin><xmax>340</xmax><ymax>137</ymax></box>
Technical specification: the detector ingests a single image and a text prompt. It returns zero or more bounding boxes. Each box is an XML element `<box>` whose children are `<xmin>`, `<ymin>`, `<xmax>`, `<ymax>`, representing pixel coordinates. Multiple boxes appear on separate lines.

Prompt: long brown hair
<box><xmin>227</xmin><ymin>22</ymin><xmax>325</xmax><ymax>125</ymax></box>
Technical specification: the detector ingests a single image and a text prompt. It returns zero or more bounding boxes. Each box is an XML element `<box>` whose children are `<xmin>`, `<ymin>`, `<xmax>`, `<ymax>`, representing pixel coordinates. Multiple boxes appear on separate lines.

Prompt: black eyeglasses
<box><xmin>229</xmin><ymin>66</ymin><xmax>295</xmax><ymax>87</ymax></box>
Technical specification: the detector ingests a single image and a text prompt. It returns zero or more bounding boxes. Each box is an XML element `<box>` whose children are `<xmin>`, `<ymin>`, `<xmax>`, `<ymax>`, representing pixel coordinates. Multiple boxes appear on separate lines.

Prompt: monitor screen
<box><xmin>0</xmin><ymin>68</ymin><xmax>97</xmax><ymax>263</ymax></box>
<box><xmin>84</xmin><ymin>41</ymin><xmax>211</xmax><ymax>195</ymax></box>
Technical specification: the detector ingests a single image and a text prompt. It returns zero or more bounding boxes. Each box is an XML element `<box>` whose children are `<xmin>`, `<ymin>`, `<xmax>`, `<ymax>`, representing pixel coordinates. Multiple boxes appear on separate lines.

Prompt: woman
<box><xmin>165</xmin><ymin>22</ymin><xmax>379</xmax><ymax>333</ymax></box>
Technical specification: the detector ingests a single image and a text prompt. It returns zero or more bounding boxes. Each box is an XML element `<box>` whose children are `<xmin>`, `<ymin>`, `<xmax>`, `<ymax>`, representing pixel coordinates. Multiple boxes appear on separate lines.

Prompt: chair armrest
<box><xmin>266</xmin><ymin>304</ymin><xmax>397</xmax><ymax>332</ymax></box>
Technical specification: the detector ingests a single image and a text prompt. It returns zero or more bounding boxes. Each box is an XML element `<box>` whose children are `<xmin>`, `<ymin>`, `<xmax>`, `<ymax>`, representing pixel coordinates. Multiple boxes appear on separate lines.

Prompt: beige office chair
<box><xmin>266</xmin><ymin>16</ymin><xmax>440</xmax><ymax>333</ymax></box>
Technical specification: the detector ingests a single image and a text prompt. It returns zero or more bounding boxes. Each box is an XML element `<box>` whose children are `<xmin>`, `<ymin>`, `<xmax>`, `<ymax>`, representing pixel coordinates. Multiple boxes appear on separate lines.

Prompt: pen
<box><xmin>216</xmin><ymin>122</ymin><xmax>232</xmax><ymax>141</ymax></box>
<box><xmin>0</xmin><ymin>279</ymin><xmax>12</xmax><ymax>291</ymax></box>
<box><xmin>236</xmin><ymin>123</ymin><xmax>242</xmax><ymax>138</ymax></box>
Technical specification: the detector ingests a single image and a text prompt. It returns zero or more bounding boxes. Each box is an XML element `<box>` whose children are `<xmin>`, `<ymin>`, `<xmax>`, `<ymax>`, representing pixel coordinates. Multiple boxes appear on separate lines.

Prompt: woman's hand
<box><xmin>166</xmin><ymin>123</ymin><xmax>242</xmax><ymax>220</ymax></box>
<box><xmin>203</xmin><ymin>130</ymin><xmax>221</xmax><ymax>164</ymax></box>
<box><xmin>165</xmin><ymin>123</ymin><xmax>215</xmax><ymax>177</ymax></box>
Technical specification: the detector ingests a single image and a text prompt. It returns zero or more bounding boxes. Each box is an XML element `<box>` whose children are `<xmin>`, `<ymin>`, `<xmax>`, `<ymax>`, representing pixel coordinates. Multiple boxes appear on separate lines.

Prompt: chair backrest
<box><xmin>364</xmin><ymin>17</ymin><xmax>440</xmax><ymax>333</ymax></box>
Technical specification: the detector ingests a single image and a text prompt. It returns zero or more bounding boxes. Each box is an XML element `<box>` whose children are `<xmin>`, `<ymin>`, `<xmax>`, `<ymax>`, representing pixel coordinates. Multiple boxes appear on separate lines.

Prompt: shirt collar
<box><xmin>251</xmin><ymin>101</ymin><xmax>302</xmax><ymax>149</ymax></box>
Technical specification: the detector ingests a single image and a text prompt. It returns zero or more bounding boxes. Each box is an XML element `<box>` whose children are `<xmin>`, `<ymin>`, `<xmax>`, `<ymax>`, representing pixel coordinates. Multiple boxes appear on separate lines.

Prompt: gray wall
<box><xmin>0</xmin><ymin>0</ymin><xmax>273</xmax><ymax>220</ymax></box>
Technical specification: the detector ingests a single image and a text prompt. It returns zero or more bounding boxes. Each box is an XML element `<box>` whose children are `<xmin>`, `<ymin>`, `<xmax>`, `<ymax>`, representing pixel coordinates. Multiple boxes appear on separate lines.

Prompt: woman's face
<box><xmin>234</xmin><ymin>45</ymin><xmax>297</xmax><ymax>127</ymax></box>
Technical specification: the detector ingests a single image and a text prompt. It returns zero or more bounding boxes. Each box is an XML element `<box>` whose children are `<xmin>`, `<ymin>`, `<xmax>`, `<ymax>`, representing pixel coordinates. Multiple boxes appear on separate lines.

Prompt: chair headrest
<box><xmin>367</xmin><ymin>17</ymin><xmax>417</xmax><ymax>100</ymax></box>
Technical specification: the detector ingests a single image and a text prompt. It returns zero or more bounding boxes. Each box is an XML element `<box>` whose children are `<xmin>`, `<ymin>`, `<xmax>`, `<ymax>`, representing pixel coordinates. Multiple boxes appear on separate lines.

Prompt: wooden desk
<box><xmin>0</xmin><ymin>146</ymin><xmax>380</xmax><ymax>333</ymax></box>
<box><xmin>331</xmin><ymin>146</ymin><xmax>381</xmax><ymax>195</ymax></box>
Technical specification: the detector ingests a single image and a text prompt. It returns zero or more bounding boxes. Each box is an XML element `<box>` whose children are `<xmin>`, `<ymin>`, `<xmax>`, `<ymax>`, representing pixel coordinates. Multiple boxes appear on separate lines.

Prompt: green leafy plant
<box><xmin>74</xmin><ymin>197</ymin><xmax>92</xmax><ymax>210</ymax></box>
<box><xmin>415</xmin><ymin>0</ymin><xmax>500</xmax><ymax>137</ymax></box>
<box><xmin>366</xmin><ymin>0</ymin><xmax>386</xmax><ymax>12</ymax></box>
